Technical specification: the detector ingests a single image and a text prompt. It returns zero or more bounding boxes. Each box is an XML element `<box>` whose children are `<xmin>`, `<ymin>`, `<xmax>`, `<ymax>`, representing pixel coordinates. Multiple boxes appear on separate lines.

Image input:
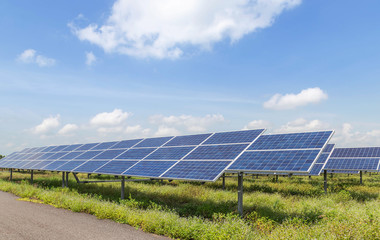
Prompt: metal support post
<box><xmin>65</xmin><ymin>172</ymin><xmax>69</xmax><ymax>187</ymax></box>
<box><xmin>62</xmin><ymin>172</ymin><xmax>65</xmax><ymax>188</ymax></box>
<box><xmin>309</xmin><ymin>175</ymin><xmax>311</xmax><ymax>179</ymax></box>
<box><xmin>237</xmin><ymin>172</ymin><xmax>243</xmax><ymax>217</ymax></box>
<box><xmin>121</xmin><ymin>176</ymin><xmax>125</xmax><ymax>200</ymax></box>
<box><xmin>256</xmin><ymin>174</ymin><xmax>258</xmax><ymax>179</ymax></box>
<box><xmin>275</xmin><ymin>175</ymin><xmax>278</xmax><ymax>182</ymax></box>
<box><xmin>31</xmin><ymin>170</ymin><xmax>34</xmax><ymax>184</ymax></box>
<box><xmin>324</xmin><ymin>170</ymin><xmax>327</xmax><ymax>194</ymax></box>
<box><xmin>222</xmin><ymin>173</ymin><xmax>225</xmax><ymax>190</ymax></box>
<box><xmin>87</xmin><ymin>173</ymin><xmax>91</xmax><ymax>179</ymax></box>
<box><xmin>359</xmin><ymin>171</ymin><xmax>363</xmax><ymax>185</ymax></box>
<box><xmin>10</xmin><ymin>169</ymin><xmax>13</xmax><ymax>181</ymax></box>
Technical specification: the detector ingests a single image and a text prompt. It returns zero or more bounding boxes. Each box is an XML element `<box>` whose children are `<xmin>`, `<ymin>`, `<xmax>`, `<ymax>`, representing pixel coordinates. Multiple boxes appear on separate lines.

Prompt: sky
<box><xmin>1</xmin><ymin>0</ymin><xmax>380</xmax><ymax>154</ymax></box>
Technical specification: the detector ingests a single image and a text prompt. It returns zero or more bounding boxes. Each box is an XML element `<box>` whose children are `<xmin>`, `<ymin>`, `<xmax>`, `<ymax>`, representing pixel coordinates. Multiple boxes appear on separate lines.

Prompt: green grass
<box><xmin>0</xmin><ymin>170</ymin><xmax>379</xmax><ymax>239</ymax></box>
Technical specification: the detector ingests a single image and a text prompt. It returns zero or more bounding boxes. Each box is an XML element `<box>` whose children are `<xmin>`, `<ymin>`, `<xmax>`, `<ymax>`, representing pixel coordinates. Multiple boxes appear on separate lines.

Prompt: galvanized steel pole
<box><xmin>237</xmin><ymin>172</ymin><xmax>243</xmax><ymax>217</ymax></box>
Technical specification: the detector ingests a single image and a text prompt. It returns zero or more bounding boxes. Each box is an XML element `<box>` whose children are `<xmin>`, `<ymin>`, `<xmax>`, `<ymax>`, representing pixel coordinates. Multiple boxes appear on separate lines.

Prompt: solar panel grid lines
<box><xmin>184</xmin><ymin>144</ymin><xmax>249</xmax><ymax>160</ymax></box>
<box><xmin>158</xmin><ymin>132</ymin><xmax>216</xmax><ymax>178</ymax></box>
<box><xmin>133</xmin><ymin>136</ymin><xmax>175</xmax><ymax>148</ymax></box>
<box><xmin>324</xmin><ymin>158</ymin><xmax>380</xmax><ymax>171</ymax></box>
<box><xmin>61</xmin><ymin>144</ymin><xmax>84</xmax><ymax>152</ymax></box>
<box><xmin>327</xmin><ymin>170</ymin><xmax>360</xmax><ymax>174</ymax></box>
<box><xmin>119</xmin><ymin>136</ymin><xmax>176</xmax><ymax>176</ymax></box>
<box><xmin>331</xmin><ymin>147</ymin><xmax>380</xmax><ymax>158</ymax></box>
<box><xmin>109</xmin><ymin>138</ymin><xmax>144</xmax><ymax>149</ymax></box>
<box><xmin>202</xmin><ymin>129</ymin><xmax>265</xmax><ymax>145</ymax></box>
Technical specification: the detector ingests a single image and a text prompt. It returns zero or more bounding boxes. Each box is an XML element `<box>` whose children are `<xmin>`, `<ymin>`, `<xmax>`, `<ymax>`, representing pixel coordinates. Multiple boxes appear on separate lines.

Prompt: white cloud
<box><xmin>85</xmin><ymin>51</ymin><xmax>97</xmax><ymax>66</ymax></box>
<box><xmin>154</xmin><ymin>126</ymin><xmax>180</xmax><ymax>137</ymax></box>
<box><xmin>90</xmin><ymin>109</ymin><xmax>130</xmax><ymax>126</ymax></box>
<box><xmin>32</xmin><ymin>115</ymin><xmax>60</xmax><ymax>134</ymax></box>
<box><xmin>17</xmin><ymin>49</ymin><xmax>56</xmax><ymax>67</ymax></box>
<box><xmin>275</xmin><ymin>118</ymin><xmax>329</xmax><ymax>133</ymax></box>
<box><xmin>150</xmin><ymin>114</ymin><xmax>225</xmax><ymax>132</ymax></box>
<box><xmin>58</xmin><ymin>124</ymin><xmax>79</xmax><ymax>135</ymax></box>
<box><xmin>70</xmin><ymin>0</ymin><xmax>301</xmax><ymax>59</ymax></box>
<box><xmin>263</xmin><ymin>87</ymin><xmax>328</xmax><ymax>110</ymax></box>
<box><xmin>243</xmin><ymin>120</ymin><xmax>271</xmax><ymax>130</ymax></box>
<box><xmin>125</xmin><ymin>125</ymin><xmax>142</xmax><ymax>134</ymax></box>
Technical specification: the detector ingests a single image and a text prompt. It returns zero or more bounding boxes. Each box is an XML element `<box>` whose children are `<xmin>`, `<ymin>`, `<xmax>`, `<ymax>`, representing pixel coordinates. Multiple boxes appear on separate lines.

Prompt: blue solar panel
<box><xmin>95</xmin><ymin>161</ymin><xmax>137</xmax><ymax>174</ymax></box>
<box><xmin>162</xmin><ymin>161</ymin><xmax>231</xmax><ymax>181</ymax></box>
<box><xmin>73</xmin><ymin>161</ymin><xmax>110</xmax><ymax>173</ymax></box>
<box><xmin>249</xmin><ymin>131</ymin><xmax>333</xmax><ymax>150</ymax></box>
<box><xmin>75</xmin><ymin>151</ymin><xmax>103</xmax><ymax>160</ymax></box>
<box><xmin>29</xmin><ymin>160</ymin><xmax>55</xmax><ymax>170</ymax></box>
<box><xmin>229</xmin><ymin>150</ymin><xmax>320</xmax><ymax>172</ymax></box>
<box><xmin>316</xmin><ymin>153</ymin><xmax>329</xmax><ymax>164</ymax></box>
<box><xmin>41</xmin><ymin>146</ymin><xmax>59</xmax><ymax>152</ymax></box>
<box><xmin>145</xmin><ymin>146</ymin><xmax>195</xmax><ymax>160</ymax></box>
<box><xmin>116</xmin><ymin>148</ymin><xmax>156</xmax><ymax>160</ymax></box>
<box><xmin>322</xmin><ymin>144</ymin><xmax>335</xmax><ymax>153</ymax></box>
<box><xmin>331</xmin><ymin>147</ymin><xmax>380</xmax><ymax>158</ymax></box>
<box><xmin>324</xmin><ymin>158</ymin><xmax>379</xmax><ymax>171</ymax></box>
<box><xmin>93</xmin><ymin>149</ymin><xmax>126</xmax><ymax>159</ymax></box>
<box><xmin>60</xmin><ymin>151</ymin><xmax>84</xmax><ymax>160</ymax></box>
<box><xmin>110</xmin><ymin>139</ymin><xmax>143</xmax><ymax>149</ymax></box>
<box><xmin>91</xmin><ymin>141</ymin><xmax>119</xmax><ymax>150</ymax></box>
<box><xmin>19</xmin><ymin>148</ymin><xmax>32</xmax><ymax>153</ymax></box>
<box><xmin>203</xmin><ymin>129</ymin><xmax>264</xmax><ymax>145</ymax></box>
<box><xmin>28</xmin><ymin>148</ymin><xmax>42</xmax><ymax>153</ymax></box>
<box><xmin>56</xmin><ymin>161</ymin><xmax>86</xmax><ymax>171</ymax></box>
<box><xmin>42</xmin><ymin>161</ymin><xmax>69</xmax><ymax>171</ymax></box>
<box><xmin>297</xmin><ymin>163</ymin><xmax>324</xmax><ymax>176</ymax></box>
<box><xmin>76</xmin><ymin>143</ymin><xmax>99</xmax><ymax>151</ymax></box>
<box><xmin>164</xmin><ymin>134</ymin><xmax>212</xmax><ymax>146</ymax></box>
<box><xmin>50</xmin><ymin>145</ymin><xmax>70</xmax><ymax>152</ymax></box>
<box><xmin>62</xmin><ymin>144</ymin><xmax>83</xmax><ymax>151</ymax></box>
<box><xmin>27</xmin><ymin>152</ymin><xmax>45</xmax><ymax>160</ymax></box>
<box><xmin>39</xmin><ymin>152</ymin><xmax>56</xmax><ymax>160</ymax></box>
<box><xmin>19</xmin><ymin>161</ymin><xmax>38</xmax><ymax>169</ymax></box>
<box><xmin>47</xmin><ymin>152</ymin><xmax>69</xmax><ymax>160</ymax></box>
<box><xmin>134</xmin><ymin>136</ymin><xmax>173</xmax><ymax>148</ymax></box>
<box><xmin>185</xmin><ymin>144</ymin><xmax>248</xmax><ymax>160</ymax></box>
<box><xmin>124</xmin><ymin>161</ymin><xmax>176</xmax><ymax>177</ymax></box>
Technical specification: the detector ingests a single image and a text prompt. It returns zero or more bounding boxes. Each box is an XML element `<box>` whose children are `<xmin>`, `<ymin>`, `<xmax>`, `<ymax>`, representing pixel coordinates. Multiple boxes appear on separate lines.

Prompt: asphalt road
<box><xmin>0</xmin><ymin>191</ymin><xmax>170</xmax><ymax>240</ymax></box>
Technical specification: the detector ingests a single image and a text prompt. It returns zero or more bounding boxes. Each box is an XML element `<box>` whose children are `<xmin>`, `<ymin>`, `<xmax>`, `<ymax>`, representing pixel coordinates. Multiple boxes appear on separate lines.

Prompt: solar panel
<box><xmin>62</xmin><ymin>144</ymin><xmax>83</xmax><ymax>151</ymax></box>
<box><xmin>73</xmin><ymin>160</ymin><xmax>110</xmax><ymax>173</ymax></box>
<box><xmin>134</xmin><ymin>136</ymin><xmax>173</xmax><ymax>148</ymax></box>
<box><xmin>327</xmin><ymin>170</ymin><xmax>360</xmax><ymax>174</ymax></box>
<box><xmin>28</xmin><ymin>161</ymin><xmax>55</xmax><ymax>170</ymax></box>
<box><xmin>75</xmin><ymin>151</ymin><xmax>103</xmax><ymax>160</ymax></box>
<box><xmin>124</xmin><ymin>161</ymin><xmax>177</xmax><ymax>177</ymax></box>
<box><xmin>164</xmin><ymin>133</ymin><xmax>212</xmax><ymax>146</ymax></box>
<box><xmin>145</xmin><ymin>146</ymin><xmax>195</xmax><ymax>160</ymax></box>
<box><xmin>249</xmin><ymin>131</ymin><xmax>332</xmax><ymax>150</ymax></box>
<box><xmin>42</xmin><ymin>161</ymin><xmax>68</xmax><ymax>171</ymax></box>
<box><xmin>162</xmin><ymin>161</ymin><xmax>231</xmax><ymax>181</ymax></box>
<box><xmin>228</xmin><ymin>131</ymin><xmax>334</xmax><ymax>174</ymax></box>
<box><xmin>91</xmin><ymin>141</ymin><xmax>119</xmax><ymax>150</ymax></box>
<box><xmin>110</xmin><ymin>139</ymin><xmax>143</xmax><ymax>149</ymax></box>
<box><xmin>60</xmin><ymin>151</ymin><xmax>84</xmax><ymax>160</ymax></box>
<box><xmin>93</xmin><ymin>149</ymin><xmax>126</xmax><ymax>159</ymax></box>
<box><xmin>185</xmin><ymin>144</ymin><xmax>248</xmax><ymax>160</ymax></box>
<box><xmin>115</xmin><ymin>148</ymin><xmax>156</xmax><ymax>160</ymax></box>
<box><xmin>55</xmin><ymin>161</ymin><xmax>86</xmax><ymax>171</ymax></box>
<box><xmin>50</xmin><ymin>145</ymin><xmax>70</xmax><ymax>152</ymax></box>
<box><xmin>95</xmin><ymin>161</ymin><xmax>138</xmax><ymax>174</ymax></box>
<box><xmin>76</xmin><ymin>143</ymin><xmax>99</xmax><ymax>151</ymax></box>
<box><xmin>203</xmin><ymin>129</ymin><xmax>264</xmax><ymax>145</ymax></box>
<box><xmin>41</xmin><ymin>146</ymin><xmax>59</xmax><ymax>152</ymax></box>
<box><xmin>325</xmin><ymin>147</ymin><xmax>380</xmax><ymax>172</ymax></box>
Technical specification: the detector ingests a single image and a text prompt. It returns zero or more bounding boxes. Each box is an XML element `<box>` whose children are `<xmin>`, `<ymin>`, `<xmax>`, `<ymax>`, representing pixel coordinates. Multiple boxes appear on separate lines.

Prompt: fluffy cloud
<box><xmin>17</xmin><ymin>49</ymin><xmax>56</xmax><ymax>67</ymax></box>
<box><xmin>32</xmin><ymin>115</ymin><xmax>60</xmax><ymax>134</ymax></box>
<box><xmin>71</xmin><ymin>0</ymin><xmax>301</xmax><ymax>59</ymax></box>
<box><xmin>155</xmin><ymin>126</ymin><xmax>181</xmax><ymax>137</ymax></box>
<box><xmin>243</xmin><ymin>120</ymin><xmax>271</xmax><ymax>130</ymax></box>
<box><xmin>58</xmin><ymin>124</ymin><xmax>79</xmax><ymax>135</ymax></box>
<box><xmin>150</xmin><ymin>114</ymin><xmax>225</xmax><ymax>132</ymax></box>
<box><xmin>276</xmin><ymin>118</ymin><xmax>329</xmax><ymax>133</ymax></box>
<box><xmin>263</xmin><ymin>87</ymin><xmax>328</xmax><ymax>110</ymax></box>
<box><xmin>85</xmin><ymin>51</ymin><xmax>96</xmax><ymax>66</ymax></box>
<box><xmin>90</xmin><ymin>109</ymin><xmax>130</xmax><ymax>126</ymax></box>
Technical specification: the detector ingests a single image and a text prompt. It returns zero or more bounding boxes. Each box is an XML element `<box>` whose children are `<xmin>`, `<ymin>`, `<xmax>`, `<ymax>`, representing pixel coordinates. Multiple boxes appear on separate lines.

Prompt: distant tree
<box><xmin>0</xmin><ymin>155</ymin><xmax>4</xmax><ymax>159</ymax></box>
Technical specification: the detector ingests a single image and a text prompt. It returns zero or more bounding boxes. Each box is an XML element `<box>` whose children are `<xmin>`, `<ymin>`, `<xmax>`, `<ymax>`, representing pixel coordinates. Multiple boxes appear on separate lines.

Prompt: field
<box><xmin>0</xmin><ymin>170</ymin><xmax>379</xmax><ymax>239</ymax></box>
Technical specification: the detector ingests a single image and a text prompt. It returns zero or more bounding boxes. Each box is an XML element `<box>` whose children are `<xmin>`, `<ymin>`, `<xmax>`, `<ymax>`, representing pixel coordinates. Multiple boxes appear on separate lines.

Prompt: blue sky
<box><xmin>1</xmin><ymin>0</ymin><xmax>380</xmax><ymax>154</ymax></box>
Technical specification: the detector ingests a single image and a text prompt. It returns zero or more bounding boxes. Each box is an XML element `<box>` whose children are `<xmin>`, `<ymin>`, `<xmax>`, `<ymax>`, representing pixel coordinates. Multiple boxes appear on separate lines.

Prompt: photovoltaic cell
<box><xmin>164</xmin><ymin>133</ymin><xmax>212</xmax><ymax>146</ymax></box>
<box><xmin>184</xmin><ymin>144</ymin><xmax>248</xmax><ymax>160</ymax></box>
<box><xmin>42</xmin><ymin>161</ymin><xmax>68</xmax><ymax>171</ymax></box>
<box><xmin>134</xmin><ymin>136</ymin><xmax>173</xmax><ymax>148</ymax></box>
<box><xmin>41</xmin><ymin>146</ymin><xmax>58</xmax><ymax>152</ymax></box>
<box><xmin>145</xmin><ymin>146</ymin><xmax>195</xmax><ymax>160</ymax></box>
<box><xmin>322</xmin><ymin>144</ymin><xmax>335</xmax><ymax>153</ymax></box>
<box><xmin>125</xmin><ymin>161</ymin><xmax>176</xmax><ymax>177</ymax></box>
<box><xmin>116</xmin><ymin>148</ymin><xmax>156</xmax><ymax>160</ymax></box>
<box><xmin>327</xmin><ymin>170</ymin><xmax>359</xmax><ymax>174</ymax></box>
<box><xmin>56</xmin><ymin>161</ymin><xmax>86</xmax><ymax>171</ymax></box>
<box><xmin>91</xmin><ymin>141</ymin><xmax>119</xmax><ymax>150</ymax></box>
<box><xmin>76</xmin><ymin>143</ymin><xmax>99</xmax><ymax>151</ymax></box>
<box><xmin>316</xmin><ymin>153</ymin><xmax>329</xmax><ymax>164</ymax></box>
<box><xmin>74</xmin><ymin>161</ymin><xmax>110</xmax><ymax>173</ymax></box>
<box><xmin>75</xmin><ymin>151</ymin><xmax>103</xmax><ymax>160</ymax></box>
<box><xmin>47</xmin><ymin>152</ymin><xmax>69</xmax><ymax>160</ymax></box>
<box><xmin>29</xmin><ymin>161</ymin><xmax>55</xmax><ymax>170</ymax></box>
<box><xmin>110</xmin><ymin>139</ymin><xmax>143</xmax><ymax>149</ymax></box>
<box><xmin>60</xmin><ymin>151</ymin><xmax>84</xmax><ymax>160</ymax></box>
<box><xmin>162</xmin><ymin>161</ymin><xmax>231</xmax><ymax>181</ymax></box>
<box><xmin>93</xmin><ymin>149</ymin><xmax>126</xmax><ymax>159</ymax></box>
<box><xmin>50</xmin><ymin>145</ymin><xmax>70</xmax><ymax>152</ymax></box>
<box><xmin>95</xmin><ymin>161</ymin><xmax>137</xmax><ymax>174</ymax></box>
<box><xmin>62</xmin><ymin>144</ymin><xmax>83</xmax><ymax>151</ymax></box>
<box><xmin>229</xmin><ymin>150</ymin><xmax>320</xmax><ymax>172</ymax></box>
<box><xmin>203</xmin><ymin>129</ymin><xmax>264</xmax><ymax>145</ymax></box>
<box><xmin>249</xmin><ymin>131</ymin><xmax>333</xmax><ymax>150</ymax></box>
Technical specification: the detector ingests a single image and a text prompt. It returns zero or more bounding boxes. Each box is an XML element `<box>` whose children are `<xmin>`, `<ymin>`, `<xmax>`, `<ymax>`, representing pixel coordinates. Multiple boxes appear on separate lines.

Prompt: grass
<box><xmin>0</xmin><ymin>170</ymin><xmax>379</xmax><ymax>239</ymax></box>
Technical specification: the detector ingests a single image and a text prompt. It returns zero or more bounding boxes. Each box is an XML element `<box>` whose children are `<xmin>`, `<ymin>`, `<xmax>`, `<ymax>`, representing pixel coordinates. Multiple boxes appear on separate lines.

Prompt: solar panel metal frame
<box><xmin>226</xmin><ymin>130</ymin><xmax>335</xmax><ymax>174</ymax></box>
